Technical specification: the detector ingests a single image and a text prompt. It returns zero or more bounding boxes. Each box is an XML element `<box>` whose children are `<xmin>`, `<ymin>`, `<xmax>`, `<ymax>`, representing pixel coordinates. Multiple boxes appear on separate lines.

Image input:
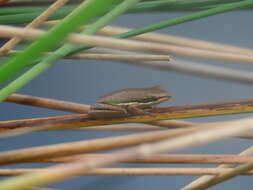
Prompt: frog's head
<box><xmin>144</xmin><ymin>85</ymin><xmax>171</xmax><ymax>105</ymax></box>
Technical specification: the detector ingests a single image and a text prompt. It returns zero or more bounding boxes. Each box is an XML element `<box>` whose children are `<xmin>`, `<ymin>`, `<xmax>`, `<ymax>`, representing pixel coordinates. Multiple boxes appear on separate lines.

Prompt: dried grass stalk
<box><xmin>1</xmin><ymin>25</ymin><xmax>253</xmax><ymax>64</ymax></box>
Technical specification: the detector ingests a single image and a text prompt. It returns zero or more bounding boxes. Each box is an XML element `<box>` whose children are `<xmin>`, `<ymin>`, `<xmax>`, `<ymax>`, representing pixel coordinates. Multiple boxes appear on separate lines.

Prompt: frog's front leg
<box><xmin>88</xmin><ymin>103</ymin><xmax>128</xmax><ymax>119</ymax></box>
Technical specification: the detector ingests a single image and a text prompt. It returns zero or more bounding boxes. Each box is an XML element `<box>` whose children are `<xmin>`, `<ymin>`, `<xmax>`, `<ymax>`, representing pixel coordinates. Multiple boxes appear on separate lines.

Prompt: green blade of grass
<box><xmin>0</xmin><ymin>0</ymin><xmax>140</xmax><ymax>102</ymax></box>
<box><xmin>0</xmin><ymin>0</ymin><xmax>248</xmax><ymax>24</ymax></box>
<box><xmin>130</xmin><ymin>0</ymin><xmax>240</xmax><ymax>12</ymax></box>
<box><xmin>0</xmin><ymin>0</ymin><xmax>120</xmax><ymax>84</ymax></box>
<box><xmin>0</xmin><ymin>6</ymin><xmax>74</xmax><ymax>24</ymax></box>
<box><xmin>0</xmin><ymin>6</ymin><xmax>44</xmax><ymax>15</ymax></box>
<box><xmin>116</xmin><ymin>0</ymin><xmax>253</xmax><ymax>38</ymax></box>
<box><xmin>69</xmin><ymin>0</ymin><xmax>253</xmax><ymax>56</ymax></box>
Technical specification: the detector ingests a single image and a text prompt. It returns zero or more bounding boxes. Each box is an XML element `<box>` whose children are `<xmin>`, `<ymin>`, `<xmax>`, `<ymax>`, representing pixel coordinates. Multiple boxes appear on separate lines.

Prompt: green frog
<box><xmin>88</xmin><ymin>85</ymin><xmax>171</xmax><ymax>119</ymax></box>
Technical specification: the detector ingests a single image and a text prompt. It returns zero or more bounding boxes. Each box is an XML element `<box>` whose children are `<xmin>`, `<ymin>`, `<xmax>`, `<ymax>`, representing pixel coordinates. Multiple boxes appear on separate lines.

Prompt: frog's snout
<box><xmin>157</xmin><ymin>96</ymin><xmax>171</xmax><ymax>103</ymax></box>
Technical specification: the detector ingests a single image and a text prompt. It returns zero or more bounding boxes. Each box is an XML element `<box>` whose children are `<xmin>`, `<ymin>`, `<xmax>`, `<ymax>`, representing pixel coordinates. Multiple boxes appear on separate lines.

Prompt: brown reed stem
<box><xmin>5</xmin><ymin>93</ymin><xmax>253</xmax><ymax>136</ymax></box>
<box><xmin>1</xmin><ymin>168</ymin><xmax>253</xmax><ymax>177</ymax></box>
<box><xmin>32</xmin><ymin>153</ymin><xmax>253</xmax><ymax>165</ymax></box>
<box><xmin>148</xmin><ymin>120</ymin><xmax>194</xmax><ymax>128</ymax></box>
<box><xmin>5</xmin><ymin>93</ymin><xmax>90</xmax><ymax>114</ymax></box>
<box><xmin>183</xmin><ymin>144</ymin><xmax>253</xmax><ymax>189</ymax></box>
<box><xmin>7</xmin><ymin>50</ymin><xmax>170</xmax><ymax>61</ymax></box>
<box><xmin>2</xmin><ymin>97</ymin><xmax>253</xmax><ymax>131</ymax></box>
<box><xmin>77</xmin><ymin>124</ymin><xmax>166</xmax><ymax>131</ymax></box>
<box><xmin>30</xmin><ymin>188</ymin><xmax>57</xmax><ymax>190</ymax></box>
<box><xmin>0</xmin><ymin>127</ymin><xmax>197</xmax><ymax>165</ymax></box>
<box><xmin>182</xmin><ymin>146</ymin><xmax>253</xmax><ymax>190</ymax></box>
<box><xmin>3</xmin><ymin>92</ymin><xmax>195</xmax><ymax>134</ymax></box>
<box><xmin>4</xmin><ymin>92</ymin><xmax>193</xmax><ymax>129</ymax></box>
<box><xmin>186</xmin><ymin>162</ymin><xmax>253</xmax><ymax>190</ymax></box>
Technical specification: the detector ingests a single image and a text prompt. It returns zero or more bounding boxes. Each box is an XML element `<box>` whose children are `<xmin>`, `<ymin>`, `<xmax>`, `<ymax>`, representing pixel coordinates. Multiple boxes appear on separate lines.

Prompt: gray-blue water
<box><xmin>1</xmin><ymin>10</ymin><xmax>253</xmax><ymax>190</ymax></box>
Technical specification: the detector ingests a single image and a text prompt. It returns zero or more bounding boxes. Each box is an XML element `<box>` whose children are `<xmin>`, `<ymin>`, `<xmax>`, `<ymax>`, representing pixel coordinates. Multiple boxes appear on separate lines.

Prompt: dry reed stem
<box><xmin>0</xmin><ymin>117</ymin><xmax>251</xmax><ymax>140</ymax></box>
<box><xmin>30</xmin><ymin>188</ymin><xmax>57</xmax><ymax>190</ymax></box>
<box><xmin>79</xmin><ymin>120</ymin><xmax>194</xmax><ymax>131</ymax></box>
<box><xmin>0</xmin><ymin>0</ymin><xmax>70</xmax><ymax>55</ymax></box>
<box><xmin>63</xmin><ymin>52</ymin><xmax>170</xmax><ymax>61</ymax></box>
<box><xmin>32</xmin><ymin>153</ymin><xmax>253</xmax><ymax>165</ymax></box>
<box><xmin>148</xmin><ymin>120</ymin><xmax>194</xmax><ymax>128</ymax></box>
<box><xmin>1</xmin><ymin>25</ymin><xmax>253</xmax><ymax>64</ymax></box>
<box><xmin>8</xmin><ymin>50</ymin><xmax>171</xmax><ymax>61</ymax></box>
<box><xmin>5</xmin><ymin>93</ymin><xmax>90</xmax><ymax>114</ymax></box>
<box><xmin>2</xmin><ymin>97</ymin><xmax>253</xmax><ymax>131</ymax></box>
<box><xmin>184</xmin><ymin>161</ymin><xmax>253</xmax><ymax>190</ymax></box>
<box><xmin>6</xmin><ymin>92</ymin><xmax>253</xmax><ymax>134</ymax></box>
<box><xmin>1</xmin><ymin>116</ymin><xmax>253</xmax><ymax>189</ymax></box>
<box><xmin>4</xmin><ymin>92</ymin><xmax>194</xmax><ymax>134</ymax></box>
<box><xmin>4</xmin><ymin>92</ymin><xmax>193</xmax><ymax>129</ymax></box>
<box><xmin>126</xmin><ymin>58</ymin><xmax>253</xmax><ymax>85</ymax></box>
<box><xmin>3</xmin><ymin>92</ymin><xmax>201</xmax><ymax>135</ymax></box>
<box><xmin>182</xmin><ymin>146</ymin><xmax>253</xmax><ymax>189</ymax></box>
<box><xmin>29</xmin><ymin>188</ymin><xmax>57</xmax><ymax>190</ymax></box>
<box><xmin>45</xmin><ymin>22</ymin><xmax>253</xmax><ymax>56</ymax></box>
<box><xmin>3</xmin><ymin>168</ymin><xmax>253</xmax><ymax>177</ymax></box>
<box><xmin>89</xmin><ymin>48</ymin><xmax>253</xmax><ymax>85</ymax></box>
<box><xmin>76</xmin><ymin>124</ymin><xmax>166</xmax><ymax>131</ymax></box>
<box><xmin>0</xmin><ymin>127</ymin><xmax>197</xmax><ymax>165</ymax></box>
<box><xmin>90</xmin><ymin>25</ymin><xmax>253</xmax><ymax>56</ymax></box>
<box><xmin>0</xmin><ymin>114</ymin><xmax>88</xmax><ymax>132</ymax></box>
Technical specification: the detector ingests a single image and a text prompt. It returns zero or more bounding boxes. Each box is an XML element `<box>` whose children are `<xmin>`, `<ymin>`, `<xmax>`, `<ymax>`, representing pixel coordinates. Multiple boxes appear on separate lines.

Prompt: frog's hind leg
<box><xmin>89</xmin><ymin>104</ymin><xmax>128</xmax><ymax>119</ymax></box>
<box><xmin>126</xmin><ymin>105</ymin><xmax>150</xmax><ymax>115</ymax></box>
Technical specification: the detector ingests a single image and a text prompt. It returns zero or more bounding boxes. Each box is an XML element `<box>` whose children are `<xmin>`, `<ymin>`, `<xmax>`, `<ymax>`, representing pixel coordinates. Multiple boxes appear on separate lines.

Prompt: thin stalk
<box><xmin>29</xmin><ymin>153</ymin><xmax>253</xmax><ymax>165</ymax></box>
<box><xmin>5</xmin><ymin>93</ymin><xmax>90</xmax><ymax>113</ymax></box>
<box><xmin>2</xmin><ymin>97</ymin><xmax>253</xmax><ymax>131</ymax></box>
<box><xmin>2</xmin><ymin>168</ymin><xmax>253</xmax><ymax>177</ymax></box>
<box><xmin>0</xmin><ymin>127</ymin><xmax>197</xmax><ymax>165</ymax></box>
<box><xmin>182</xmin><ymin>146</ymin><xmax>253</xmax><ymax>190</ymax></box>
<box><xmin>76</xmin><ymin>125</ymin><xmax>166</xmax><ymax>131</ymax></box>
<box><xmin>7</xmin><ymin>50</ymin><xmax>171</xmax><ymax>62</ymax></box>
<box><xmin>91</xmin><ymin>48</ymin><xmax>253</xmax><ymax>85</ymax></box>
<box><xmin>184</xmin><ymin>162</ymin><xmax>253</xmax><ymax>190</ymax></box>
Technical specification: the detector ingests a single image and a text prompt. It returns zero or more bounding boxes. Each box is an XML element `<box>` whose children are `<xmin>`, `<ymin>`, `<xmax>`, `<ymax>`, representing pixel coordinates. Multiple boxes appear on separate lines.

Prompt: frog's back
<box><xmin>97</xmin><ymin>86</ymin><xmax>170</xmax><ymax>103</ymax></box>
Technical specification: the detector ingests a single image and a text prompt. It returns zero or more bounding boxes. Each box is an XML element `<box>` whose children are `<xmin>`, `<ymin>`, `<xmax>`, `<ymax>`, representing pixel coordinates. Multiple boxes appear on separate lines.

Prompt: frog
<box><xmin>88</xmin><ymin>85</ymin><xmax>171</xmax><ymax>119</ymax></box>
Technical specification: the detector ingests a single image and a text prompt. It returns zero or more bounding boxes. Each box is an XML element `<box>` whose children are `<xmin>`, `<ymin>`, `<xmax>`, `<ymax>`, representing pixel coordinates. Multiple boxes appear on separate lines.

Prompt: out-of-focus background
<box><xmin>1</xmin><ymin>11</ymin><xmax>253</xmax><ymax>189</ymax></box>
